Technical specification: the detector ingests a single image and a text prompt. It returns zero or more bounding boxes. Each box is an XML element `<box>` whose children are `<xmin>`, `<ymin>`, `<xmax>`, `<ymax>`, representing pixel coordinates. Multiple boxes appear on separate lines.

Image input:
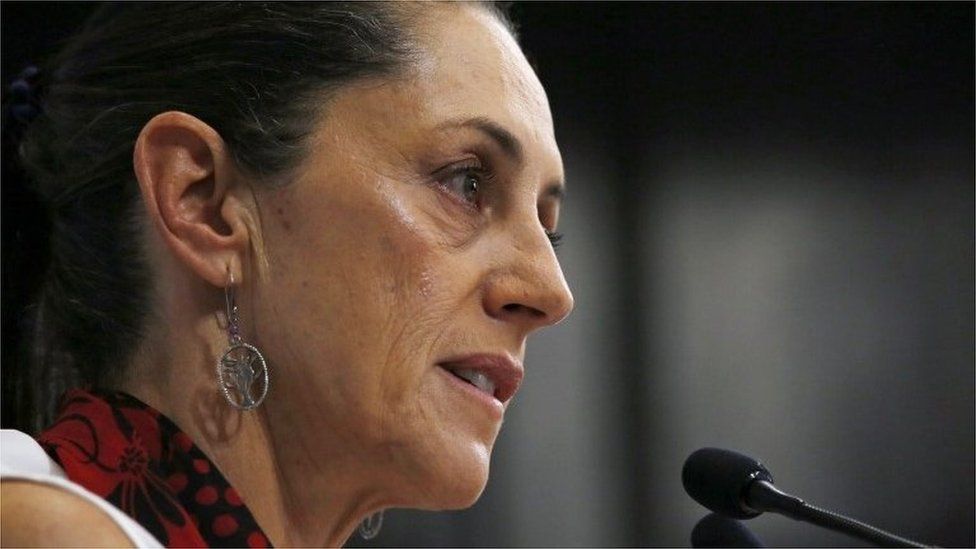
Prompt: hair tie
<box><xmin>5</xmin><ymin>65</ymin><xmax>43</xmax><ymax>130</ymax></box>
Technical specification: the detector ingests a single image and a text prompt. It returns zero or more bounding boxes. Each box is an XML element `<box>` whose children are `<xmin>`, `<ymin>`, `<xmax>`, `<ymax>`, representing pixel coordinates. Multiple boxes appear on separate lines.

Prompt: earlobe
<box><xmin>134</xmin><ymin>111</ymin><xmax>249</xmax><ymax>288</ymax></box>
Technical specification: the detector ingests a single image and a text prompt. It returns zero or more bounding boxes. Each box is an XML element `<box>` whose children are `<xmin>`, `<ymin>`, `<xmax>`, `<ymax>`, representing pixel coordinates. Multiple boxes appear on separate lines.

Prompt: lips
<box><xmin>437</xmin><ymin>353</ymin><xmax>523</xmax><ymax>404</ymax></box>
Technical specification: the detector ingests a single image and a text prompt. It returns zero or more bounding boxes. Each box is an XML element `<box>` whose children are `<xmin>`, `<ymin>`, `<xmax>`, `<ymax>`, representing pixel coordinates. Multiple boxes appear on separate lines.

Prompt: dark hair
<box><xmin>3</xmin><ymin>1</ymin><xmax>515</xmax><ymax>433</ymax></box>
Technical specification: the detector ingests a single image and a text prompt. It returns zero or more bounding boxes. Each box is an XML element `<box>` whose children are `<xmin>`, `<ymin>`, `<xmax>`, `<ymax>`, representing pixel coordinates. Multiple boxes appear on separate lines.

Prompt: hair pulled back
<box><xmin>4</xmin><ymin>2</ymin><xmax>513</xmax><ymax>432</ymax></box>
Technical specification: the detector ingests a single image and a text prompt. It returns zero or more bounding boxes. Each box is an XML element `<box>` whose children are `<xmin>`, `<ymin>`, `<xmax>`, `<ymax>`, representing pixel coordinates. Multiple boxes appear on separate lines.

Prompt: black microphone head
<box><xmin>691</xmin><ymin>512</ymin><xmax>765</xmax><ymax>548</ymax></box>
<box><xmin>682</xmin><ymin>447</ymin><xmax>773</xmax><ymax>519</ymax></box>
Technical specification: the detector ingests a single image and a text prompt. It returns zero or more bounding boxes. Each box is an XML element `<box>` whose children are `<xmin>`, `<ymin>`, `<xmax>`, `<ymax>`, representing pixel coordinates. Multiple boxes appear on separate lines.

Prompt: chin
<box><xmin>411</xmin><ymin>440</ymin><xmax>493</xmax><ymax>511</ymax></box>
<box><xmin>432</xmin><ymin>467</ymin><xmax>490</xmax><ymax>510</ymax></box>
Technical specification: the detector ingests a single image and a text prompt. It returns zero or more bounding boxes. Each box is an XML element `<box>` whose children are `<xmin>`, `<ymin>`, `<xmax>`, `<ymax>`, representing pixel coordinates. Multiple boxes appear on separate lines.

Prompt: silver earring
<box><xmin>358</xmin><ymin>510</ymin><xmax>384</xmax><ymax>540</ymax></box>
<box><xmin>217</xmin><ymin>271</ymin><xmax>269</xmax><ymax>410</ymax></box>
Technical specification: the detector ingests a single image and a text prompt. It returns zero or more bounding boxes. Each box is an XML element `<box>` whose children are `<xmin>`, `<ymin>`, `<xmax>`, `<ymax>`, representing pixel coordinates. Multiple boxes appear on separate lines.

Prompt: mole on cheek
<box><xmin>379</xmin><ymin>235</ymin><xmax>395</xmax><ymax>254</ymax></box>
<box><xmin>276</xmin><ymin>207</ymin><xmax>292</xmax><ymax>231</ymax></box>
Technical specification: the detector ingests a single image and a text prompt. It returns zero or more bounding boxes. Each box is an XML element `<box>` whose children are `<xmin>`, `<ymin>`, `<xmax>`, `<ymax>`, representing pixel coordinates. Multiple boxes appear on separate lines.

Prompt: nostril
<box><xmin>502</xmin><ymin>303</ymin><xmax>545</xmax><ymax>318</ymax></box>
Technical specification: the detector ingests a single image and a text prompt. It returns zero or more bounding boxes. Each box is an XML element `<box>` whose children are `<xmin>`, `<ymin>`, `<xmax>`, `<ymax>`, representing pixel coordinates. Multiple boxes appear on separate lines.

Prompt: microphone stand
<box><xmin>747</xmin><ymin>480</ymin><xmax>931</xmax><ymax>548</ymax></box>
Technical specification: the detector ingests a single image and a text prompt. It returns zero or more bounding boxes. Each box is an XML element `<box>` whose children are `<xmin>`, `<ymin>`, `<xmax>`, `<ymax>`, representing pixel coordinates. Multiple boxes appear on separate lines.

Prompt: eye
<box><xmin>546</xmin><ymin>229</ymin><xmax>564</xmax><ymax>250</ymax></box>
<box><xmin>437</xmin><ymin>166</ymin><xmax>485</xmax><ymax>206</ymax></box>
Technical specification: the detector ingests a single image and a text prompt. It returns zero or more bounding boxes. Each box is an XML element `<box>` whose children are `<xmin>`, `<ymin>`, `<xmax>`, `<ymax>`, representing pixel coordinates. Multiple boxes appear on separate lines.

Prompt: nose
<box><xmin>482</xmin><ymin>227</ymin><xmax>575</xmax><ymax>334</ymax></box>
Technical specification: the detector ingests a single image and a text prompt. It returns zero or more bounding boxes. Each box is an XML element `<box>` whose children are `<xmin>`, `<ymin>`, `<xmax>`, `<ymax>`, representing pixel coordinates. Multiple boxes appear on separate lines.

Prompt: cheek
<box><xmin>372</xmin><ymin>211</ymin><xmax>468</xmax><ymax>403</ymax></box>
<box><xmin>253</xmin><ymin>166</ymin><xmax>501</xmax><ymax>507</ymax></box>
<box><xmin>256</xmin><ymin>178</ymin><xmax>467</xmax><ymax>418</ymax></box>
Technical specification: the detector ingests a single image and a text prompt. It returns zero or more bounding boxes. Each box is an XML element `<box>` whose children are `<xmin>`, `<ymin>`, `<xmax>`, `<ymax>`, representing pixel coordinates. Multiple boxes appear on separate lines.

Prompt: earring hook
<box><xmin>217</xmin><ymin>267</ymin><xmax>268</xmax><ymax>410</ymax></box>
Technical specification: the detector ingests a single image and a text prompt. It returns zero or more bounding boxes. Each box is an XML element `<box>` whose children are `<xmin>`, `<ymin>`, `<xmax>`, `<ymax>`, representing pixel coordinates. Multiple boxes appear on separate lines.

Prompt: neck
<box><xmin>119</xmin><ymin>315</ymin><xmax>383</xmax><ymax>547</ymax></box>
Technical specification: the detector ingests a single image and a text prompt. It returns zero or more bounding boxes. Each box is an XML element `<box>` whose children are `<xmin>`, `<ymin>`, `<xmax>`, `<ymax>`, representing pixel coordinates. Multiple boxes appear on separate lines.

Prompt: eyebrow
<box><xmin>436</xmin><ymin>116</ymin><xmax>567</xmax><ymax>202</ymax></box>
<box><xmin>440</xmin><ymin>116</ymin><xmax>523</xmax><ymax>162</ymax></box>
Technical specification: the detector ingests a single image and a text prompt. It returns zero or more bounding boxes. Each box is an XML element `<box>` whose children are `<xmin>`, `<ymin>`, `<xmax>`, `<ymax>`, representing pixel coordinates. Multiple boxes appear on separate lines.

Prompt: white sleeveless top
<box><xmin>0</xmin><ymin>429</ymin><xmax>163</xmax><ymax>547</ymax></box>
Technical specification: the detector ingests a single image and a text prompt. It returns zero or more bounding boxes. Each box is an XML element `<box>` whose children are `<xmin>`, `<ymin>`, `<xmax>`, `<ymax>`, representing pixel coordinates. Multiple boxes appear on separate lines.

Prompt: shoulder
<box><xmin>1</xmin><ymin>479</ymin><xmax>134</xmax><ymax>547</ymax></box>
<box><xmin>1</xmin><ymin>429</ymin><xmax>159</xmax><ymax>547</ymax></box>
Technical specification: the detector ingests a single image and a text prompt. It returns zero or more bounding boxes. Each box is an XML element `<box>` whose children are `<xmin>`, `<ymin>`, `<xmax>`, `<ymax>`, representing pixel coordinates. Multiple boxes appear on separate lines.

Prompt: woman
<box><xmin>0</xmin><ymin>2</ymin><xmax>573</xmax><ymax>547</ymax></box>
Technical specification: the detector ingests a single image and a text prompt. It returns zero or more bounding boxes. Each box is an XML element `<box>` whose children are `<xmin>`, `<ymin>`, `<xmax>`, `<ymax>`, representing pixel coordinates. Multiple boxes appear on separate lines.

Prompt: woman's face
<box><xmin>250</xmin><ymin>5</ymin><xmax>573</xmax><ymax>509</ymax></box>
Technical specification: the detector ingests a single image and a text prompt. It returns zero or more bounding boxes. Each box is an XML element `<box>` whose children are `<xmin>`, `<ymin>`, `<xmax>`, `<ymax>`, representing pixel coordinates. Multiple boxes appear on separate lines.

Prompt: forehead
<box><xmin>413</xmin><ymin>6</ymin><xmax>555</xmax><ymax>135</ymax></box>
<box><xmin>316</xmin><ymin>4</ymin><xmax>562</xmax><ymax>178</ymax></box>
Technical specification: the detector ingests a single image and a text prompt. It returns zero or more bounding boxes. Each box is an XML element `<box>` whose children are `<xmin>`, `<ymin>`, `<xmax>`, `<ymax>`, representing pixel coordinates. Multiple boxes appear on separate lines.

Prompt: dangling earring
<box><xmin>217</xmin><ymin>270</ymin><xmax>269</xmax><ymax>410</ymax></box>
<box><xmin>358</xmin><ymin>510</ymin><xmax>384</xmax><ymax>540</ymax></box>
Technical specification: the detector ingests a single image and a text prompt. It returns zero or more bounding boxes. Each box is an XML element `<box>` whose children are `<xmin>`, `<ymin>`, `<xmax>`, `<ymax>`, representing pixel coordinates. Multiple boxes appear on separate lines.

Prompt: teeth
<box><xmin>453</xmin><ymin>368</ymin><xmax>496</xmax><ymax>397</ymax></box>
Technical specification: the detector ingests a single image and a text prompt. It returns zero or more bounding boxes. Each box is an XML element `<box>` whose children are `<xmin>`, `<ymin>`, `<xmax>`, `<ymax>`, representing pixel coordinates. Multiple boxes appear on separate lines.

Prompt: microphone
<box><xmin>691</xmin><ymin>513</ymin><xmax>764</xmax><ymax>547</ymax></box>
<box><xmin>682</xmin><ymin>448</ymin><xmax>932</xmax><ymax>548</ymax></box>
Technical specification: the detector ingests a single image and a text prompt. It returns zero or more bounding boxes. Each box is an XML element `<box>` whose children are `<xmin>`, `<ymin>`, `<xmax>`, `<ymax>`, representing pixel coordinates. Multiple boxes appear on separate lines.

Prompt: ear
<box><xmin>133</xmin><ymin>111</ymin><xmax>250</xmax><ymax>288</ymax></box>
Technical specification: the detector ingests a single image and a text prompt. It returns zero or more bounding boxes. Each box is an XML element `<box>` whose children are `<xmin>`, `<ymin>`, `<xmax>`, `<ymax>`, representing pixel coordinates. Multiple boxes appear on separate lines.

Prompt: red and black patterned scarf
<box><xmin>38</xmin><ymin>388</ymin><xmax>272</xmax><ymax>548</ymax></box>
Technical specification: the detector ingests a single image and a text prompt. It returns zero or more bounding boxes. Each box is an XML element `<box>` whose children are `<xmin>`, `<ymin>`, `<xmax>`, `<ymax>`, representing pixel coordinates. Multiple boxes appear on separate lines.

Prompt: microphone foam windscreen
<box><xmin>682</xmin><ymin>447</ymin><xmax>773</xmax><ymax>519</ymax></box>
<box><xmin>691</xmin><ymin>513</ymin><xmax>765</xmax><ymax>548</ymax></box>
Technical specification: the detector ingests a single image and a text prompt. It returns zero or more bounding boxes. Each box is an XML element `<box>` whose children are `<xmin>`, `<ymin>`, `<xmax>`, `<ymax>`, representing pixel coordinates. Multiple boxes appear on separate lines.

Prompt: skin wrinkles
<box><xmin>122</xmin><ymin>4</ymin><xmax>573</xmax><ymax>547</ymax></box>
<box><xmin>252</xmin><ymin>3</ymin><xmax>569</xmax><ymax>536</ymax></box>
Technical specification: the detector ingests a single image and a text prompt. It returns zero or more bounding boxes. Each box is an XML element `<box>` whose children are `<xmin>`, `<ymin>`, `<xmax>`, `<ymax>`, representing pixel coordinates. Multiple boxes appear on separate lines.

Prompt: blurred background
<box><xmin>3</xmin><ymin>2</ymin><xmax>973</xmax><ymax>547</ymax></box>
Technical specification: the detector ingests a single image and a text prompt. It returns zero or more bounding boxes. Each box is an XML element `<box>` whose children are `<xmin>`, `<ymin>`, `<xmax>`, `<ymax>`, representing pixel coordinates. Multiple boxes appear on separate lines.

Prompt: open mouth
<box><xmin>436</xmin><ymin>354</ymin><xmax>523</xmax><ymax>404</ymax></box>
<box><xmin>442</xmin><ymin>366</ymin><xmax>497</xmax><ymax>398</ymax></box>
